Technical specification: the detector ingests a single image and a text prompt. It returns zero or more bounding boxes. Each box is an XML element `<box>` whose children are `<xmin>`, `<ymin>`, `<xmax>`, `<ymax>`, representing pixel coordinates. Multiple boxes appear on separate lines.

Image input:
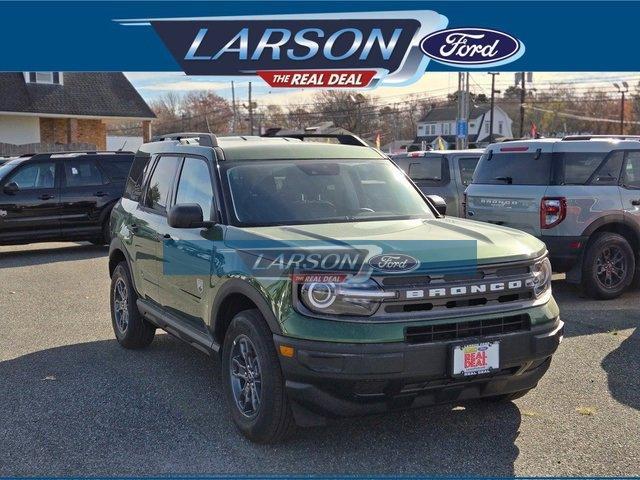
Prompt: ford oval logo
<box><xmin>368</xmin><ymin>254</ymin><xmax>420</xmax><ymax>273</ymax></box>
<box><xmin>420</xmin><ymin>28</ymin><xmax>524</xmax><ymax>67</ymax></box>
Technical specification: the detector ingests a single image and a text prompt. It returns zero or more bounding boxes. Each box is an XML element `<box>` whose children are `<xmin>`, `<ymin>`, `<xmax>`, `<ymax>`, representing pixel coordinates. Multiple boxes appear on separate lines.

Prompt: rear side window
<box><xmin>557</xmin><ymin>152</ymin><xmax>606</xmax><ymax>185</ymax></box>
<box><xmin>63</xmin><ymin>159</ymin><xmax>105</xmax><ymax>187</ymax></box>
<box><xmin>144</xmin><ymin>155</ymin><xmax>181</xmax><ymax>213</ymax></box>
<box><xmin>124</xmin><ymin>152</ymin><xmax>153</xmax><ymax>201</ymax></box>
<box><xmin>473</xmin><ymin>152</ymin><xmax>552</xmax><ymax>185</ymax></box>
<box><xmin>99</xmin><ymin>156</ymin><xmax>134</xmax><ymax>182</ymax></box>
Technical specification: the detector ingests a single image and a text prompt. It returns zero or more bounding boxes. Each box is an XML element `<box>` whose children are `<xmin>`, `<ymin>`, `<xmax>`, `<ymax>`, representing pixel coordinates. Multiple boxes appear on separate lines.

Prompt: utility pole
<box><xmin>488</xmin><ymin>72</ymin><xmax>500</xmax><ymax>143</ymax></box>
<box><xmin>231</xmin><ymin>81</ymin><xmax>237</xmax><ymax>133</ymax></box>
<box><xmin>456</xmin><ymin>72</ymin><xmax>470</xmax><ymax>150</ymax></box>
<box><xmin>519</xmin><ymin>72</ymin><xmax>526</xmax><ymax>138</ymax></box>
<box><xmin>614</xmin><ymin>82</ymin><xmax>629</xmax><ymax>135</ymax></box>
<box><xmin>248</xmin><ymin>82</ymin><xmax>254</xmax><ymax>135</ymax></box>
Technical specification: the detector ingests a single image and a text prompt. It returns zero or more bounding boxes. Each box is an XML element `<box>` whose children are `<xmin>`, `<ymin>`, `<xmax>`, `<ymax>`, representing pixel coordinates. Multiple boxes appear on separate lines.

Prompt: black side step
<box><xmin>137</xmin><ymin>299</ymin><xmax>219</xmax><ymax>354</ymax></box>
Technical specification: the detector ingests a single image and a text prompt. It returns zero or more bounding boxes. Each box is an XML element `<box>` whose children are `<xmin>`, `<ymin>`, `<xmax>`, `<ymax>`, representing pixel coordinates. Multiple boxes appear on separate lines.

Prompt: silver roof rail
<box><xmin>562</xmin><ymin>135</ymin><xmax>640</xmax><ymax>141</ymax></box>
<box><xmin>153</xmin><ymin>132</ymin><xmax>218</xmax><ymax>147</ymax></box>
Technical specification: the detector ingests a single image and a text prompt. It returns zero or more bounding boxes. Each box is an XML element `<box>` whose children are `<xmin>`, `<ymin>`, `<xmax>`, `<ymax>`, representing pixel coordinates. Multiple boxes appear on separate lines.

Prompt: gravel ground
<box><xmin>0</xmin><ymin>242</ymin><xmax>638</xmax><ymax>476</ymax></box>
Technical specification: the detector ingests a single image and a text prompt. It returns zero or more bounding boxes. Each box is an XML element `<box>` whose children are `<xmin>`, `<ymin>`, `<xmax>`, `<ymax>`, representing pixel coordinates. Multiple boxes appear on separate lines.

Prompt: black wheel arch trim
<box><xmin>581</xmin><ymin>213</ymin><xmax>640</xmax><ymax>243</ymax></box>
<box><xmin>108</xmin><ymin>237</ymin><xmax>142</xmax><ymax>295</ymax></box>
<box><xmin>210</xmin><ymin>278</ymin><xmax>283</xmax><ymax>337</ymax></box>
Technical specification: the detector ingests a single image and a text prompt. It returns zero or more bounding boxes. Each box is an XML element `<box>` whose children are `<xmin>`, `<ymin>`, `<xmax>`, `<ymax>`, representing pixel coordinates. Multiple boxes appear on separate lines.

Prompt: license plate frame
<box><xmin>451</xmin><ymin>341</ymin><xmax>500</xmax><ymax>377</ymax></box>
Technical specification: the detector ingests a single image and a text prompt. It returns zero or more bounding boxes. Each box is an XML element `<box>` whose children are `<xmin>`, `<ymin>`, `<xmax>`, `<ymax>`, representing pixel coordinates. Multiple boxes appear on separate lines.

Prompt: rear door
<box><xmin>0</xmin><ymin>160</ymin><xmax>61</xmax><ymax>243</ymax></box>
<box><xmin>59</xmin><ymin>156</ymin><xmax>111</xmax><ymax>238</ymax></box>
<box><xmin>465</xmin><ymin>146</ymin><xmax>552</xmax><ymax>236</ymax></box>
<box><xmin>130</xmin><ymin>154</ymin><xmax>182</xmax><ymax>302</ymax></box>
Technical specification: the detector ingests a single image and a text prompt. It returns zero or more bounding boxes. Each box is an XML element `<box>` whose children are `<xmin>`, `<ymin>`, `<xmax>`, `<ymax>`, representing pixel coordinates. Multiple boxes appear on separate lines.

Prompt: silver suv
<box><xmin>392</xmin><ymin>149</ymin><xmax>482</xmax><ymax>217</ymax></box>
<box><xmin>465</xmin><ymin>136</ymin><xmax>640</xmax><ymax>299</ymax></box>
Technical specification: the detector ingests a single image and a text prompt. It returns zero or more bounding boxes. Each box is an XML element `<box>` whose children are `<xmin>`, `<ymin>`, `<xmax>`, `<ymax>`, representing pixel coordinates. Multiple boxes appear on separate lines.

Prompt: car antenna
<box><xmin>118</xmin><ymin>139</ymin><xmax>127</xmax><ymax>152</ymax></box>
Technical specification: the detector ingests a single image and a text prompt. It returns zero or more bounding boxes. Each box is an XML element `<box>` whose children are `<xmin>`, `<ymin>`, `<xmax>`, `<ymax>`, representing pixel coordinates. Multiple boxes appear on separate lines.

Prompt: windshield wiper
<box><xmin>494</xmin><ymin>176</ymin><xmax>513</xmax><ymax>184</ymax></box>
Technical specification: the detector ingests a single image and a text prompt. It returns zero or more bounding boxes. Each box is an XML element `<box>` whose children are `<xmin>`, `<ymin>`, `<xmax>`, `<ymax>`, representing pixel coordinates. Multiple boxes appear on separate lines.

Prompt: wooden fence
<box><xmin>0</xmin><ymin>142</ymin><xmax>97</xmax><ymax>156</ymax></box>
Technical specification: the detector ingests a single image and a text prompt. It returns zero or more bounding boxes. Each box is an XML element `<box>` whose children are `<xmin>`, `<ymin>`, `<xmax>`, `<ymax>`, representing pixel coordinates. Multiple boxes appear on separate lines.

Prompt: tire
<box><xmin>221</xmin><ymin>309</ymin><xmax>295</xmax><ymax>444</ymax></box>
<box><xmin>582</xmin><ymin>232</ymin><xmax>635</xmax><ymax>300</ymax></box>
<box><xmin>110</xmin><ymin>261</ymin><xmax>155</xmax><ymax>349</ymax></box>
<box><xmin>484</xmin><ymin>388</ymin><xmax>532</xmax><ymax>402</ymax></box>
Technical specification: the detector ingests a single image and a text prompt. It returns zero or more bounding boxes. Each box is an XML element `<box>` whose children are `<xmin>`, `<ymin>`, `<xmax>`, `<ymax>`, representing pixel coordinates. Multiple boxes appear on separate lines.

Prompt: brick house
<box><xmin>0</xmin><ymin>72</ymin><xmax>155</xmax><ymax>151</ymax></box>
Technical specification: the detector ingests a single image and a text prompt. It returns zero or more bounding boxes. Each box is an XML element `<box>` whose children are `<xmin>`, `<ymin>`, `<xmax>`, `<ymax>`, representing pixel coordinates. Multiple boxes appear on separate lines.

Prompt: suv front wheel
<box><xmin>582</xmin><ymin>232</ymin><xmax>635</xmax><ymax>300</ymax></box>
<box><xmin>221</xmin><ymin>309</ymin><xmax>295</xmax><ymax>443</ymax></box>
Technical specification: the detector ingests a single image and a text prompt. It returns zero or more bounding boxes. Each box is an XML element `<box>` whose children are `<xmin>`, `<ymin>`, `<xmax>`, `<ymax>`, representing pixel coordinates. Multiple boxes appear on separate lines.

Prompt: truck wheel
<box><xmin>222</xmin><ymin>309</ymin><xmax>295</xmax><ymax>443</ymax></box>
<box><xmin>582</xmin><ymin>232</ymin><xmax>635</xmax><ymax>300</ymax></box>
<box><xmin>110</xmin><ymin>262</ymin><xmax>155</xmax><ymax>349</ymax></box>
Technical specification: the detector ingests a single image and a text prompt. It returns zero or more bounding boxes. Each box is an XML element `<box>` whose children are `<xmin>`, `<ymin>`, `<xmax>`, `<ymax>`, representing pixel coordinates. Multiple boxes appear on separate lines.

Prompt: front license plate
<box><xmin>452</xmin><ymin>341</ymin><xmax>499</xmax><ymax>377</ymax></box>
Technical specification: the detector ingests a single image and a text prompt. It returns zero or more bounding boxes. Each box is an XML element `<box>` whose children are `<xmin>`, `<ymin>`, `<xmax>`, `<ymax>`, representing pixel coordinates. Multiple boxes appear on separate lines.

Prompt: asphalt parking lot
<box><xmin>0</xmin><ymin>242</ymin><xmax>638</xmax><ymax>477</ymax></box>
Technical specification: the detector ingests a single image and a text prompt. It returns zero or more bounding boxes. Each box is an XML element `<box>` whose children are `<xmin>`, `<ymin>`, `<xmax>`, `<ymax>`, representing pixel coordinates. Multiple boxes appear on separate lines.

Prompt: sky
<box><xmin>126</xmin><ymin>71</ymin><xmax>640</xmax><ymax>109</ymax></box>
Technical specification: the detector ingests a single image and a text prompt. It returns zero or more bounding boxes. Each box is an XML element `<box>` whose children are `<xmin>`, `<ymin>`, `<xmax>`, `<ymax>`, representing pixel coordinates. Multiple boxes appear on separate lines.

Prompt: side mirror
<box><xmin>427</xmin><ymin>195</ymin><xmax>447</xmax><ymax>216</ymax></box>
<box><xmin>3</xmin><ymin>182</ymin><xmax>19</xmax><ymax>195</ymax></box>
<box><xmin>167</xmin><ymin>204</ymin><xmax>213</xmax><ymax>229</ymax></box>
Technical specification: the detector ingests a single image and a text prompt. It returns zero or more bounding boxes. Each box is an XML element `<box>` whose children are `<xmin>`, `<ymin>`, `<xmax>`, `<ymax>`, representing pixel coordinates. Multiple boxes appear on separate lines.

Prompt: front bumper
<box><xmin>274</xmin><ymin>317</ymin><xmax>563</xmax><ymax>420</ymax></box>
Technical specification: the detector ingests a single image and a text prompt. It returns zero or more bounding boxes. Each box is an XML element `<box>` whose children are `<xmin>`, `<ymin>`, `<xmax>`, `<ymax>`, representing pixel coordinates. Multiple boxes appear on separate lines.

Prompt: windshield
<box><xmin>473</xmin><ymin>152</ymin><xmax>552</xmax><ymax>185</ymax></box>
<box><xmin>223</xmin><ymin>159</ymin><xmax>435</xmax><ymax>226</ymax></box>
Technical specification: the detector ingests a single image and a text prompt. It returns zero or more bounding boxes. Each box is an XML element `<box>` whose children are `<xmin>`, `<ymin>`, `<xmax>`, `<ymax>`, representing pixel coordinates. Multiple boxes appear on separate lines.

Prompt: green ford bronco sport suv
<box><xmin>108</xmin><ymin>132</ymin><xmax>563</xmax><ymax>443</ymax></box>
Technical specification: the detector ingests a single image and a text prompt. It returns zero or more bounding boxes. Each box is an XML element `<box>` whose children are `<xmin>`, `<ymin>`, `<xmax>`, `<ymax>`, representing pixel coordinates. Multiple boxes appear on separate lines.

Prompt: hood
<box><xmin>225</xmin><ymin>217</ymin><xmax>546</xmax><ymax>267</ymax></box>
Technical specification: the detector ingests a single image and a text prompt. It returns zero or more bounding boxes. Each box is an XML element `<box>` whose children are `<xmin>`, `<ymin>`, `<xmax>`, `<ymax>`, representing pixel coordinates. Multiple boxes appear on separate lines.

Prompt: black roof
<box><xmin>418</xmin><ymin>105</ymin><xmax>490</xmax><ymax>123</ymax></box>
<box><xmin>0</xmin><ymin>73</ymin><xmax>155</xmax><ymax>119</ymax></box>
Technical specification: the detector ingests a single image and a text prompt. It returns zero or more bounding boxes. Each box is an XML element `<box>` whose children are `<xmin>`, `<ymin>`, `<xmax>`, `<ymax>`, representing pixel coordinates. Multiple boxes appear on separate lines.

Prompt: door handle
<box><xmin>94</xmin><ymin>191</ymin><xmax>108</xmax><ymax>197</ymax></box>
<box><xmin>160</xmin><ymin>233</ymin><xmax>176</xmax><ymax>241</ymax></box>
<box><xmin>38</xmin><ymin>193</ymin><xmax>54</xmax><ymax>200</ymax></box>
<box><xmin>130</xmin><ymin>223</ymin><xmax>139</xmax><ymax>233</ymax></box>
<box><xmin>631</xmin><ymin>199</ymin><xmax>640</xmax><ymax>206</ymax></box>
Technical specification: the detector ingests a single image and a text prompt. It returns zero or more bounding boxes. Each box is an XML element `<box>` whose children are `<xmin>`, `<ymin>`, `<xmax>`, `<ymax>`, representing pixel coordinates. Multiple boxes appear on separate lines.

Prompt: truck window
<box><xmin>407</xmin><ymin>157</ymin><xmax>446</xmax><ymax>184</ymax></box>
<box><xmin>458</xmin><ymin>157</ymin><xmax>480</xmax><ymax>186</ymax></box>
<box><xmin>175</xmin><ymin>157</ymin><xmax>214</xmax><ymax>220</ymax></box>
<box><xmin>558</xmin><ymin>152</ymin><xmax>607</xmax><ymax>185</ymax></box>
<box><xmin>144</xmin><ymin>155</ymin><xmax>181</xmax><ymax>213</ymax></box>
<box><xmin>473</xmin><ymin>152</ymin><xmax>552</xmax><ymax>185</ymax></box>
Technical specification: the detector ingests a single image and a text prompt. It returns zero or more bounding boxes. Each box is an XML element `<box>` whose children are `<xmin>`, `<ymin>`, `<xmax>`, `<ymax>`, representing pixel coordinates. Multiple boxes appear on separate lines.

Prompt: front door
<box><xmin>158</xmin><ymin>155</ymin><xmax>217</xmax><ymax>333</ymax></box>
<box><xmin>0</xmin><ymin>160</ymin><xmax>61</xmax><ymax>243</ymax></box>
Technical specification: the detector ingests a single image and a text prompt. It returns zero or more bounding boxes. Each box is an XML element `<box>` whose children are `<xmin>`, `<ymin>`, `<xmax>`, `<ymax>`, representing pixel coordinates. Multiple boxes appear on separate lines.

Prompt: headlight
<box><xmin>531</xmin><ymin>257</ymin><xmax>552</xmax><ymax>297</ymax></box>
<box><xmin>297</xmin><ymin>276</ymin><xmax>395</xmax><ymax>317</ymax></box>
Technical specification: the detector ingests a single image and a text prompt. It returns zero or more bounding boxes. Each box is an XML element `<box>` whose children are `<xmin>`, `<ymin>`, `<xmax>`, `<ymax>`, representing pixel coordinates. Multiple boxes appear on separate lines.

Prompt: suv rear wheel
<box><xmin>582</xmin><ymin>232</ymin><xmax>635</xmax><ymax>300</ymax></box>
<box><xmin>221</xmin><ymin>309</ymin><xmax>295</xmax><ymax>443</ymax></box>
<box><xmin>110</xmin><ymin>262</ymin><xmax>155</xmax><ymax>348</ymax></box>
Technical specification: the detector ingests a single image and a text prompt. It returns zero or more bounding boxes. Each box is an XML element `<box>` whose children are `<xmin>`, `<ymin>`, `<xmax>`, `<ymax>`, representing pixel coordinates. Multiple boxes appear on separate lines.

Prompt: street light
<box><xmin>614</xmin><ymin>82</ymin><xmax>629</xmax><ymax>135</ymax></box>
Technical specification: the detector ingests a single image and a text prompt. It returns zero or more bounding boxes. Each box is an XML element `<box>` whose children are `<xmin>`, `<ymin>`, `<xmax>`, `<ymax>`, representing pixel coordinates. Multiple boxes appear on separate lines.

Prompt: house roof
<box><xmin>414</xmin><ymin>134</ymin><xmax>480</xmax><ymax>143</ymax></box>
<box><xmin>0</xmin><ymin>73</ymin><xmax>155</xmax><ymax>120</ymax></box>
<box><xmin>418</xmin><ymin>105</ymin><xmax>490</xmax><ymax>123</ymax></box>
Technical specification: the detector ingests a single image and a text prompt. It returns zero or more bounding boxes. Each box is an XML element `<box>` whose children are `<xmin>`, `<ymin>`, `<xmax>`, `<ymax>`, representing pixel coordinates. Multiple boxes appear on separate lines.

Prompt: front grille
<box><xmin>404</xmin><ymin>314</ymin><xmax>530</xmax><ymax>344</ymax></box>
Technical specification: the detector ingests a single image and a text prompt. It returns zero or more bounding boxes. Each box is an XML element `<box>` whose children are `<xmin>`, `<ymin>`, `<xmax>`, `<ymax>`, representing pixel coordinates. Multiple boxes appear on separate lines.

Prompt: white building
<box><xmin>415</xmin><ymin>105</ymin><xmax>513</xmax><ymax>149</ymax></box>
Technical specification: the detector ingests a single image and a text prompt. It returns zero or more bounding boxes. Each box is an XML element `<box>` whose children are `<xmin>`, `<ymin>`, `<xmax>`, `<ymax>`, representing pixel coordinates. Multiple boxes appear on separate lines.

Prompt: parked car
<box><xmin>465</xmin><ymin>135</ymin><xmax>640</xmax><ymax>299</ymax></box>
<box><xmin>108</xmin><ymin>132</ymin><xmax>562</xmax><ymax>443</ymax></box>
<box><xmin>391</xmin><ymin>149</ymin><xmax>483</xmax><ymax>217</ymax></box>
<box><xmin>0</xmin><ymin>150</ymin><xmax>134</xmax><ymax>245</ymax></box>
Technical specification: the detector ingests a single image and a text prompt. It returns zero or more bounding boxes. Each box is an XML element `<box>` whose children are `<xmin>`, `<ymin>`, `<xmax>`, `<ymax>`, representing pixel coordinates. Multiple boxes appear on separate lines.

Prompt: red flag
<box><xmin>530</xmin><ymin>121</ymin><xmax>538</xmax><ymax>138</ymax></box>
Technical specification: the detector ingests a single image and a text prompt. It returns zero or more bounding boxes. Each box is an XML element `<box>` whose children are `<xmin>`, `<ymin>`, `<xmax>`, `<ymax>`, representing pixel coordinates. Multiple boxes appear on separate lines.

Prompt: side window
<box><xmin>6</xmin><ymin>162</ymin><xmax>56</xmax><ymax>189</ymax></box>
<box><xmin>175</xmin><ymin>157</ymin><xmax>214</xmax><ymax>220</ymax></box>
<box><xmin>589</xmin><ymin>151</ymin><xmax>624</xmax><ymax>185</ymax></box>
<box><xmin>99</xmin><ymin>158</ymin><xmax>134</xmax><ymax>182</ymax></box>
<box><xmin>458</xmin><ymin>157</ymin><xmax>480</xmax><ymax>186</ymax></box>
<box><xmin>407</xmin><ymin>158</ymin><xmax>444</xmax><ymax>184</ymax></box>
<box><xmin>623</xmin><ymin>151</ymin><xmax>640</xmax><ymax>189</ymax></box>
<box><xmin>63</xmin><ymin>159</ymin><xmax>105</xmax><ymax>187</ymax></box>
<box><xmin>560</xmin><ymin>152</ymin><xmax>606</xmax><ymax>185</ymax></box>
<box><xmin>144</xmin><ymin>155</ymin><xmax>181</xmax><ymax>213</ymax></box>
